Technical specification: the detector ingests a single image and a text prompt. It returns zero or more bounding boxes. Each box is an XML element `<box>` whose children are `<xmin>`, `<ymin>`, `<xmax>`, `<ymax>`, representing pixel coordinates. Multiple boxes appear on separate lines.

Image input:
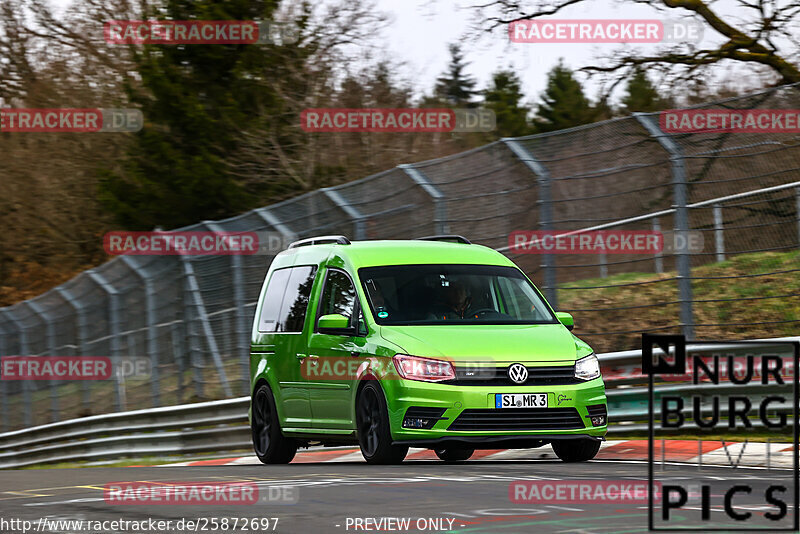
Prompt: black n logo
<box><xmin>642</xmin><ymin>333</ymin><xmax>686</xmax><ymax>375</ymax></box>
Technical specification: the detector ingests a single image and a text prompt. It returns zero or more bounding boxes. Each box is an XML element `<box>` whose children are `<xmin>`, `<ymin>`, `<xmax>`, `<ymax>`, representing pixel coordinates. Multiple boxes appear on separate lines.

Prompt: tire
<box><xmin>434</xmin><ymin>448</ymin><xmax>474</xmax><ymax>462</ymax></box>
<box><xmin>251</xmin><ymin>384</ymin><xmax>297</xmax><ymax>464</ymax></box>
<box><xmin>356</xmin><ymin>381</ymin><xmax>408</xmax><ymax>464</ymax></box>
<box><xmin>551</xmin><ymin>438</ymin><xmax>601</xmax><ymax>462</ymax></box>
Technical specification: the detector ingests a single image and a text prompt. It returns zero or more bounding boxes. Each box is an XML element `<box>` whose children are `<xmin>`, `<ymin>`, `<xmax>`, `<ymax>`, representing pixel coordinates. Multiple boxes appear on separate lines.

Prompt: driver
<box><xmin>429</xmin><ymin>280</ymin><xmax>474</xmax><ymax>320</ymax></box>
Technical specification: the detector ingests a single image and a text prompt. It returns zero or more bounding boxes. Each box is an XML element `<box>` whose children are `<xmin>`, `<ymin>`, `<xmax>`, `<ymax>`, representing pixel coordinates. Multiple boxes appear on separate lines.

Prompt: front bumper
<box><xmin>381</xmin><ymin>376</ymin><xmax>607</xmax><ymax>445</ymax></box>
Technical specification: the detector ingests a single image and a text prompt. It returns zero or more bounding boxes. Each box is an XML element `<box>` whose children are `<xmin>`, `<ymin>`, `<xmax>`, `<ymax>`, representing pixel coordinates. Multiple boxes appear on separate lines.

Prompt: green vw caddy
<box><xmin>249</xmin><ymin>235</ymin><xmax>607</xmax><ymax>464</ymax></box>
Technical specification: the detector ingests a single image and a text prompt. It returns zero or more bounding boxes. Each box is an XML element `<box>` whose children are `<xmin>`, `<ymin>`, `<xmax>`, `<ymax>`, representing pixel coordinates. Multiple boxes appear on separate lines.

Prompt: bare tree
<box><xmin>470</xmin><ymin>0</ymin><xmax>800</xmax><ymax>86</ymax></box>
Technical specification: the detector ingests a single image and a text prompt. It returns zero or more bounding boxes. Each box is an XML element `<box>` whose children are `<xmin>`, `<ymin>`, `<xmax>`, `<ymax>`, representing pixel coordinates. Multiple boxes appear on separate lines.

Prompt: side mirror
<box><xmin>555</xmin><ymin>312</ymin><xmax>574</xmax><ymax>331</ymax></box>
<box><xmin>318</xmin><ymin>313</ymin><xmax>353</xmax><ymax>335</ymax></box>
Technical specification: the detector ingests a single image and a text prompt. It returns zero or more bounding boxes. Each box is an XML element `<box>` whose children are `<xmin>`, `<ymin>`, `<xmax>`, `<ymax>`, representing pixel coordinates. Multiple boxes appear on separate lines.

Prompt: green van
<box><xmin>249</xmin><ymin>236</ymin><xmax>607</xmax><ymax>464</ymax></box>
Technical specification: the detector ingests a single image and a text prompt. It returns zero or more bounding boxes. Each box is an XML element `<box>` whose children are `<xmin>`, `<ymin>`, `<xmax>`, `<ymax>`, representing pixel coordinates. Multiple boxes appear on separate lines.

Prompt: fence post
<box><xmin>206</xmin><ymin>222</ymin><xmax>249</xmax><ymax>395</ymax></box>
<box><xmin>796</xmin><ymin>187</ymin><xmax>800</xmax><ymax>248</ymax></box>
<box><xmin>255</xmin><ymin>208</ymin><xmax>296</xmax><ymax>243</ymax></box>
<box><xmin>2</xmin><ymin>309</ymin><xmax>32</xmax><ymax>427</ymax></box>
<box><xmin>26</xmin><ymin>301</ymin><xmax>59</xmax><ymax>423</ymax></box>
<box><xmin>652</xmin><ymin>217</ymin><xmax>664</xmax><ymax>274</ymax></box>
<box><xmin>119</xmin><ymin>256</ymin><xmax>160</xmax><ymax>407</ymax></box>
<box><xmin>713</xmin><ymin>203</ymin><xmax>725</xmax><ymax>262</ymax></box>
<box><xmin>322</xmin><ymin>187</ymin><xmax>367</xmax><ymax>240</ymax></box>
<box><xmin>502</xmin><ymin>138</ymin><xmax>558</xmax><ymax>309</ymax></box>
<box><xmin>87</xmin><ymin>271</ymin><xmax>125</xmax><ymax>411</ymax></box>
<box><xmin>635</xmin><ymin>114</ymin><xmax>694</xmax><ymax>339</ymax></box>
<box><xmin>171</xmin><ymin>321</ymin><xmax>187</xmax><ymax>403</ymax></box>
<box><xmin>55</xmin><ymin>287</ymin><xmax>92</xmax><ymax>415</ymax></box>
<box><xmin>180</xmin><ymin>256</ymin><xmax>232</xmax><ymax>398</ymax></box>
<box><xmin>0</xmin><ymin>321</ymin><xmax>8</xmax><ymax>431</ymax></box>
<box><xmin>399</xmin><ymin>164</ymin><xmax>450</xmax><ymax>235</ymax></box>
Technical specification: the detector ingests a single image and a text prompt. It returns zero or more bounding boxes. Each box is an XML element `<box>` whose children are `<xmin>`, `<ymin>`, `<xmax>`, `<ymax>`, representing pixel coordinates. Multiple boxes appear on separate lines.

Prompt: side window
<box><xmin>497</xmin><ymin>276</ymin><xmax>551</xmax><ymax>321</ymax></box>
<box><xmin>318</xmin><ymin>270</ymin><xmax>356</xmax><ymax>326</ymax></box>
<box><xmin>258</xmin><ymin>268</ymin><xmax>291</xmax><ymax>332</ymax></box>
<box><xmin>279</xmin><ymin>266</ymin><xmax>317</xmax><ymax>332</ymax></box>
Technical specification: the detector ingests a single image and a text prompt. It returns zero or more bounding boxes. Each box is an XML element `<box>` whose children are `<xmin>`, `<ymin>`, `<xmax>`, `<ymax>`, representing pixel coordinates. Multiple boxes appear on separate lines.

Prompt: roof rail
<box><xmin>415</xmin><ymin>235</ymin><xmax>472</xmax><ymax>245</ymax></box>
<box><xmin>288</xmin><ymin>235</ymin><xmax>351</xmax><ymax>249</ymax></box>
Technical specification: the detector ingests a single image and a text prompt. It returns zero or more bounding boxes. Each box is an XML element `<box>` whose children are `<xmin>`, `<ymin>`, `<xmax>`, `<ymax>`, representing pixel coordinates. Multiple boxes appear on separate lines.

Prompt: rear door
<box><xmin>255</xmin><ymin>265</ymin><xmax>318</xmax><ymax>429</ymax></box>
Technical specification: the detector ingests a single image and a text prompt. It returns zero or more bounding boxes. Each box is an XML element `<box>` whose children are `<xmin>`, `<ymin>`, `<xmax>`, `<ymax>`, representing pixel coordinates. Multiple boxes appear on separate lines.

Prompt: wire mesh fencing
<box><xmin>1</xmin><ymin>84</ymin><xmax>799</xmax><ymax>431</ymax></box>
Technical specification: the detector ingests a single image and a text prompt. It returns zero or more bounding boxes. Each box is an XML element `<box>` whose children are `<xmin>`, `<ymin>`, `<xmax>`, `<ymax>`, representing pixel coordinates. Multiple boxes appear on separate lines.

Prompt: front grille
<box><xmin>448</xmin><ymin>407</ymin><xmax>585</xmax><ymax>431</ymax></box>
<box><xmin>445</xmin><ymin>364</ymin><xmax>579</xmax><ymax>386</ymax></box>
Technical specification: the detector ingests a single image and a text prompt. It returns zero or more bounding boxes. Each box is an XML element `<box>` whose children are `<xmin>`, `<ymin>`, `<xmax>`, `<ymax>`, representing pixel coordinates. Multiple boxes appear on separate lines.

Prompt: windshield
<box><xmin>359</xmin><ymin>264</ymin><xmax>557</xmax><ymax>326</ymax></box>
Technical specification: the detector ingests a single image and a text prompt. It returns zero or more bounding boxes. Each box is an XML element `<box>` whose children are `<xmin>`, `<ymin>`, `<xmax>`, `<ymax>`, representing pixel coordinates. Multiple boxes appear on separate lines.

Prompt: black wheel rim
<box><xmin>358</xmin><ymin>388</ymin><xmax>381</xmax><ymax>456</ymax></box>
<box><xmin>253</xmin><ymin>389</ymin><xmax>271</xmax><ymax>456</ymax></box>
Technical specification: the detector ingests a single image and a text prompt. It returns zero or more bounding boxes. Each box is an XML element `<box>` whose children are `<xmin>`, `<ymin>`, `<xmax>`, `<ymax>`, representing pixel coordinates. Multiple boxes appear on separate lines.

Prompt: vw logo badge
<box><xmin>508</xmin><ymin>363</ymin><xmax>528</xmax><ymax>384</ymax></box>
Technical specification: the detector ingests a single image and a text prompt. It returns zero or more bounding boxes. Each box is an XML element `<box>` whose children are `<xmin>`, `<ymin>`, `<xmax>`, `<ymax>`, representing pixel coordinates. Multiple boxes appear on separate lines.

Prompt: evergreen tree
<box><xmin>99</xmin><ymin>0</ymin><xmax>295</xmax><ymax>230</ymax></box>
<box><xmin>434</xmin><ymin>43</ymin><xmax>477</xmax><ymax>106</ymax></box>
<box><xmin>621</xmin><ymin>67</ymin><xmax>670</xmax><ymax>112</ymax></box>
<box><xmin>482</xmin><ymin>69</ymin><xmax>532</xmax><ymax>137</ymax></box>
<box><xmin>533</xmin><ymin>61</ymin><xmax>597</xmax><ymax>132</ymax></box>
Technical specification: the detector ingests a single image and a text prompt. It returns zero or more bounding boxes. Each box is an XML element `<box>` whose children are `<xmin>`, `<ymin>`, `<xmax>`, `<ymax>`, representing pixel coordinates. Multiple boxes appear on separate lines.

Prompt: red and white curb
<box><xmin>157</xmin><ymin>440</ymin><xmax>796</xmax><ymax>468</ymax></box>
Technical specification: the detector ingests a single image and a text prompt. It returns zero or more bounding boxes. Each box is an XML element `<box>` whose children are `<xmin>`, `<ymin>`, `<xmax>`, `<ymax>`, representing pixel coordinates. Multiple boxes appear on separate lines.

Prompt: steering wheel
<box><xmin>468</xmin><ymin>308</ymin><xmax>499</xmax><ymax>318</ymax></box>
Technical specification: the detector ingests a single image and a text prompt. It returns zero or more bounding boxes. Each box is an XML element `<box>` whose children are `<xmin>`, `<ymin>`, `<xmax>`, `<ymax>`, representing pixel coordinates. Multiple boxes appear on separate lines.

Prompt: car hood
<box><xmin>378</xmin><ymin>323</ymin><xmax>583</xmax><ymax>364</ymax></box>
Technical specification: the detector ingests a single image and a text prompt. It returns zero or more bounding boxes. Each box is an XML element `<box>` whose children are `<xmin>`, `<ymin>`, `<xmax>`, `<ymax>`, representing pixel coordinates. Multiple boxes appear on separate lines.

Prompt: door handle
<box><xmin>350</xmin><ymin>351</ymin><xmax>360</xmax><ymax>358</ymax></box>
<box><xmin>296</xmin><ymin>353</ymin><xmax>307</xmax><ymax>360</ymax></box>
<box><xmin>307</xmin><ymin>355</ymin><xmax>319</xmax><ymax>366</ymax></box>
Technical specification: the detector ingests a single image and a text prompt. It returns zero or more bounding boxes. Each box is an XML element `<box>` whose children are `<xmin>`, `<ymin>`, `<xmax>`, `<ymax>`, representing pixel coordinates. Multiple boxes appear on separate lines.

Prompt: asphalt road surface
<box><xmin>0</xmin><ymin>459</ymin><xmax>796</xmax><ymax>534</ymax></box>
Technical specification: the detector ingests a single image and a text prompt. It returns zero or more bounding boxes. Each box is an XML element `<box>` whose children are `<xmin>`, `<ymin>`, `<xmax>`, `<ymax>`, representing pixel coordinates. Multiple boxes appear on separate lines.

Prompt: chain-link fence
<box><xmin>1</xmin><ymin>84</ymin><xmax>799</xmax><ymax>431</ymax></box>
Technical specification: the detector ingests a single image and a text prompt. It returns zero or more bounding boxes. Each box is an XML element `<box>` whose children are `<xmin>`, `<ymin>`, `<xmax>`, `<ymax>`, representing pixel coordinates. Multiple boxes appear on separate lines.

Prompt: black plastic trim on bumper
<box><xmin>392</xmin><ymin>433</ymin><xmax>606</xmax><ymax>449</ymax></box>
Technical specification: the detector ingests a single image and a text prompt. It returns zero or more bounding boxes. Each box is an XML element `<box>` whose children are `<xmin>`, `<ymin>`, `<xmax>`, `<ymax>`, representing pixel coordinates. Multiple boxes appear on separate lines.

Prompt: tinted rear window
<box><xmin>258</xmin><ymin>265</ymin><xmax>317</xmax><ymax>332</ymax></box>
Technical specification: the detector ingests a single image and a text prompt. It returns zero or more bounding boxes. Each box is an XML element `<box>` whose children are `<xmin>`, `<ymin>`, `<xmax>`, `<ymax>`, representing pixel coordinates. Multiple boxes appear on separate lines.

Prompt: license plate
<box><xmin>495</xmin><ymin>393</ymin><xmax>548</xmax><ymax>409</ymax></box>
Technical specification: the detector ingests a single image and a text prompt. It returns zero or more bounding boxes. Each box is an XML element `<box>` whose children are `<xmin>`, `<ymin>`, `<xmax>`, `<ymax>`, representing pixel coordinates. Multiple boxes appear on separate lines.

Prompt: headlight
<box><xmin>392</xmin><ymin>354</ymin><xmax>455</xmax><ymax>382</ymax></box>
<box><xmin>575</xmin><ymin>353</ymin><xmax>601</xmax><ymax>381</ymax></box>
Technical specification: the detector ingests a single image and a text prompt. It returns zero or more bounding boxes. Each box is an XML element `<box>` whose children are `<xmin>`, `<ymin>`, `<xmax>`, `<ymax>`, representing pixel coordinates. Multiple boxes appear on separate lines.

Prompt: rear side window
<box><xmin>258</xmin><ymin>268</ymin><xmax>291</xmax><ymax>332</ymax></box>
<box><xmin>279</xmin><ymin>266</ymin><xmax>317</xmax><ymax>332</ymax></box>
<box><xmin>258</xmin><ymin>266</ymin><xmax>317</xmax><ymax>332</ymax></box>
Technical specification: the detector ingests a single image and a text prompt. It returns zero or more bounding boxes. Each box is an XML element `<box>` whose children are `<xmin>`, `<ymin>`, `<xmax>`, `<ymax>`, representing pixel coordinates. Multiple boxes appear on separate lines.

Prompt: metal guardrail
<box><xmin>0</xmin><ymin>338</ymin><xmax>796</xmax><ymax>468</ymax></box>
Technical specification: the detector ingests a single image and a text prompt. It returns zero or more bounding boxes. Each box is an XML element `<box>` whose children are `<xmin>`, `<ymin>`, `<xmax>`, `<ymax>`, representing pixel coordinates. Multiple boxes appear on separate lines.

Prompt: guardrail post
<box><xmin>2</xmin><ymin>309</ymin><xmax>32</xmax><ymax>427</ymax></box>
<box><xmin>399</xmin><ymin>164</ymin><xmax>450</xmax><ymax>235</ymax></box>
<box><xmin>713</xmin><ymin>203</ymin><xmax>725</xmax><ymax>262</ymax></box>
<box><xmin>26</xmin><ymin>301</ymin><xmax>59</xmax><ymax>423</ymax></box>
<box><xmin>322</xmin><ymin>188</ymin><xmax>367</xmax><ymax>240</ymax></box>
<box><xmin>55</xmin><ymin>287</ymin><xmax>92</xmax><ymax>415</ymax></box>
<box><xmin>206</xmin><ymin>222</ymin><xmax>249</xmax><ymax>395</ymax></box>
<box><xmin>119</xmin><ymin>256</ymin><xmax>160</xmax><ymax>407</ymax></box>
<box><xmin>180</xmin><ymin>256</ymin><xmax>232</xmax><ymax>398</ymax></box>
<box><xmin>87</xmin><ymin>271</ymin><xmax>125</xmax><ymax>411</ymax></box>
<box><xmin>501</xmin><ymin>138</ymin><xmax>558</xmax><ymax>309</ymax></box>
<box><xmin>652</xmin><ymin>217</ymin><xmax>664</xmax><ymax>273</ymax></box>
<box><xmin>635</xmin><ymin>114</ymin><xmax>694</xmax><ymax>339</ymax></box>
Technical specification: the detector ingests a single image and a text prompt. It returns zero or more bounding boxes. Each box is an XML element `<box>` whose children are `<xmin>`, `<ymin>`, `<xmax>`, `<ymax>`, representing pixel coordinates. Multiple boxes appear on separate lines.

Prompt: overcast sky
<box><xmin>378</xmin><ymin>0</ymin><xmax>772</xmax><ymax>105</ymax></box>
<box><xmin>51</xmin><ymin>0</ymin><xmax>774</xmax><ymax>105</ymax></box>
